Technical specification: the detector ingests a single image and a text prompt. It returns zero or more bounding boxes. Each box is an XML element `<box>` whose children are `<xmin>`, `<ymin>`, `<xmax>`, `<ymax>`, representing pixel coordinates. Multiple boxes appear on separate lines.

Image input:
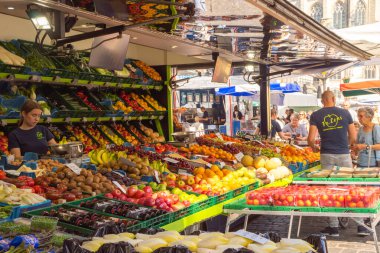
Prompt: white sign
<box><xmin>219</xmin><ymin>162</ymin><xmax>226</xmax><ymax>168</ymax></box>
<box><xmin>163</xmin><ymin>157</ymin><xmax>179</xmax><ymax>164</ymax></box>
<box><xmin>224</xmin><ymin>142</ymin><xmax>234</xmax><ymax>145</ymax></box>
<box><xmin>206</xmin><ymin>163</ymin><xmax>212</xmax><ymax>168</ymax></box>
<box><xmin>291</xmin><ymin>144</ymin><xmax>303</xmax><ymax>150</ymax></box>
<box><xmin>112</xmin><ymin>181</ymin><xmax>126</xmax><ymax>194</ymax></box>
<box><xmin>235</xmin><ymin>152</ymin><xmax>244</xmax><ymax>162</ymax></box>
<box><xmin>234</xmin><ymin>230</ymin><xmax>269</xmax><ymax>245</ymax></box>
<box><xmin>119</xmin><ymin>157</ymin><xmax>137</xmax><ymax>167</ymax></box>
<box><xmin>154</xmin><ymin>170</ymin><xmax>161</xmax><ymax>183</ymax></box>
<box><xmin>216</xmin><ymin>133</ymin><xmax>224</xmax><ymax>141</ymax></box>
<box><xmin>66</xmin><ymin>163</ymin><xmax>82</xmax><ymax>175</ymax></box>
<box><xmin>178</xmin><ymin>169</ymin><xmax>193</xmax><ymax>176</ymax></box>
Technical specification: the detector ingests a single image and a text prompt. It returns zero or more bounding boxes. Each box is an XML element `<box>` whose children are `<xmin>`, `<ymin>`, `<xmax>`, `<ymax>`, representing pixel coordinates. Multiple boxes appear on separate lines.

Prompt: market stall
<box><xmin>0</xmin><ymin>0</ymin><xmax>375</xmax><ymax>252</ymax></box>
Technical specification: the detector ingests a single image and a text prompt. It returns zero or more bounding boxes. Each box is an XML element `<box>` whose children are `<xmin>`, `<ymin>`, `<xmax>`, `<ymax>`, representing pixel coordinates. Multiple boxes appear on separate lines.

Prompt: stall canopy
<box><xmin>215</xmin><ymin>84</ymin><xmax>259</xmax><ymax>96</ymax></box>
<box><xmin>340</xmin><ymin>80</ymin><xmax>380</xmax><ymax>97</ymax></box>
<box><xmin>270</xmin><ymin>83</ymin><xmax>301</xmax><ymax>93</ymax></box>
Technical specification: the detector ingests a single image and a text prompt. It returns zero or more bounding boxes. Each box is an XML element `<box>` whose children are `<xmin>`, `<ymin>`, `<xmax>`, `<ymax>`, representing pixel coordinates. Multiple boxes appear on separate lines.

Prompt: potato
<box><xmin>76</xmin><ymin>176</ymin><xmax>85</xmax><ymax>182</ymax></box>
<box><xmin>93</xmin><ymin>176</ymin><xmax>100</xmax><ymax>184</ymax></box>
<box><xmin>85</xmin><ymin>177</ymin><xmax>94</xmax><ymax>185</ymax></box>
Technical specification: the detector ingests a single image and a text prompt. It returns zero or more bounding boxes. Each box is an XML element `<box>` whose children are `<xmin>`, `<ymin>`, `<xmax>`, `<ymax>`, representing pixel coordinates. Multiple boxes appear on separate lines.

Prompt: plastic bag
<box><xmin>304</xmin><ymin>234</ymin><xmax>328</xmax><ymax>253</ymax></box>
<box><xmin>223</xmin><ymin>248</ymin><xmax>254</xmax><ymax>253</ymax></box>
<box><xmin>97</xmin><ymin>242</ymin><xmax>136</xmax><ymax>253</ymax></box>
<box><xmin>153</xmin><ymin>245</ymin><xmax>192</xmax><ymax>253</ymax></box>
<box><xmin>63</xmin><ymin>238</ymin><xmax>92</xmax><ymax>253</ymax></box>
<box><xmin>93</xmin><ymin>224</ymin><xmax>122</xmax><ymax>237</ymax></box>
<box><xmin>260</xmin><ymin>232</ymin><xmax>282</xmax><ymax>243</ymax></box>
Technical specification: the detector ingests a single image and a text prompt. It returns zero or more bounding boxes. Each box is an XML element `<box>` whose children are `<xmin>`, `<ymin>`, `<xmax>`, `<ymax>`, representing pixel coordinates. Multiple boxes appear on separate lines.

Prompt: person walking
<box><xmin>352</xmin><ymin>107</ymin><xmax>380</xmax><ymax>168</ymax></box>
<box><xmin>307</xmin><ymin>90</ymin><xmax>357</xmax><ymax>237</ymax></box>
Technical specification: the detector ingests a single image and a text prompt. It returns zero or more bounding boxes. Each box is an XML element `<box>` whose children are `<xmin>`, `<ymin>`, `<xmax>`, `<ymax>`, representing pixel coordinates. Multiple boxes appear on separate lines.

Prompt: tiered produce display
<box><xmin>0</xmin><ymin>38</ymin><xmax>333</xmax><ymax>253</ymax></box>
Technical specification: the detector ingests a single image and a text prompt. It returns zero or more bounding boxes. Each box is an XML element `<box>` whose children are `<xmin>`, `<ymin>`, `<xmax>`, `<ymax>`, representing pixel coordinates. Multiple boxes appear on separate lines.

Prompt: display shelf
<box><xmin>293</xmin><ymin>172</ymin><xmax>380</xmax><ymax>185</ymax></box>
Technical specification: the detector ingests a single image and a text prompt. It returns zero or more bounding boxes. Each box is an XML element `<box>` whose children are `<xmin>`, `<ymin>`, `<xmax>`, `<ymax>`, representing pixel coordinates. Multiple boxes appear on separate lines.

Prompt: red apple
<box><xmin>127</xmin><ymin>187</ymin><xmax>138</xmax><ymax>198</ymax></box>
<box><xmin>112</xmin><ymin>189</ymin><xmax>122</xmax><ymax>197</ymax></box>
<box><xmin>119</xmin><ymin>194</ymin><xmax>127</xmax><ymax>201</ymax></box>
<box><xmin>145</xmin><ymin>198</ymin><xmax>155</xmax><ymax>207</ymax></box>
<box><xmin>134</xmin><ymin>190</ymin><xmax>145</xmax><ymax>198</ymax></box>
<box><xmin>143</xmin><ymin>186</ymin><xmax>153</xmax><ymax>194</ymax></box>
<box><xmin>104</xmin><ymin>193</ymin><xmax>114</xmax><ymax>199</ymax></box>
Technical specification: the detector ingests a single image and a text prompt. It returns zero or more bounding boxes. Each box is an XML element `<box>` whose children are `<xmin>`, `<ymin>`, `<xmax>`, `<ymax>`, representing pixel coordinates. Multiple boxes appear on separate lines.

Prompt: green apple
<box><xmin>149</xmin><ymin>182</ymin><xmax>158</xmax><ymax>189</ymax></box>
<box><xmin>138</xmin><ymin>184</ymin><xmax>145</xmax><ymax>190</ymax></box>
<box><xmin>157</xmin><ymin>184</ymin><xmax>167</xmax><ymax>191</ymax></box>
<box><xmin>171</xmin><ymin>187</ymin><xmax>182</xmax><ymax>195</ymax></box>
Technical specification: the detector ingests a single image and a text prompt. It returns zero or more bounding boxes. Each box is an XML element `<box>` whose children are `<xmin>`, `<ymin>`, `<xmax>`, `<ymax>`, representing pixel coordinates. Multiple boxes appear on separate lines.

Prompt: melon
<box><xmin>253</xmin><ymin>156</ymin><xmax>267</xmax><ymax>169</ymax></box>
<box><xmin>241</xmin><ymin>155</ymin><xmax>254</xmax><ymax>167</ymax></box>
<box><xmin>264</xmin><ymin>157</ymin><xmax>282</xmax><ymax>171</ymax></box>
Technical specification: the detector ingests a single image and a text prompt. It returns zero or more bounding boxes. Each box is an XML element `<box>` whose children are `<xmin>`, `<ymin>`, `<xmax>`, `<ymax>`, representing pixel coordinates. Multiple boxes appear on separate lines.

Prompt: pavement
<box><xmin>244</xmin><ymin>215</ymin><xmax>379</xmax><ymax>253</ymax></box>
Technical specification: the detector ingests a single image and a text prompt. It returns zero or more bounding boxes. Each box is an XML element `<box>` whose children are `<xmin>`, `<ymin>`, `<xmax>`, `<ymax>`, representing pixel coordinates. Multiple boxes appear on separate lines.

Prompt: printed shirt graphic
<box><xmin>310</xmin><ymin>107</ymin><xmax>353</xmax><ymax>154</ymax></box>
<box><xmin>8</xmin><ymin>125</ymin><xmax>54</xmax><ymax>155</ymax></box>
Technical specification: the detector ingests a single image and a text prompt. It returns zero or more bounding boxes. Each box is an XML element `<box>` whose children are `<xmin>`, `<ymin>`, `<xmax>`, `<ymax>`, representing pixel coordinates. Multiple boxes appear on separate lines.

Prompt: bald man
<box><xmin>308</xmin><ymin>91</ymin><xmax>363</xmax><ymax>236</ymax></box>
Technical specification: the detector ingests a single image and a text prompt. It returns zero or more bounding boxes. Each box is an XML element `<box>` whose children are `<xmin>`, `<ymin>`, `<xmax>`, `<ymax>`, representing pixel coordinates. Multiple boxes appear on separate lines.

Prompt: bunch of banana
<box><xmin>150</xmin><ymin>160</ymin><xmax>170</xmax><ymax>174</ymax></box>
<box><xmin>89</xmin><ymin>149</ymin><xmax>117</xmax><ymax>166</ymax></box>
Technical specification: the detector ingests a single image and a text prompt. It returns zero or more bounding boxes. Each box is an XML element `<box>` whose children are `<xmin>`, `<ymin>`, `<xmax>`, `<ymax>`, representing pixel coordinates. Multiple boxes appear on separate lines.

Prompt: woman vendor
<box><xmin>8</xmin><ymin>100</ymin><xmax>57</xmax><ymax>158</ymax></box>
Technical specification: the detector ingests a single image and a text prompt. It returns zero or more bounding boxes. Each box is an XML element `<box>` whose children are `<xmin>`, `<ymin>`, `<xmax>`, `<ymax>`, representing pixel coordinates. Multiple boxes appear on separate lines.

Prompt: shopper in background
<box><xmin>255</xmin><ymin>109</ymin><xmax>287</xmax><ymax>140</ymax></box>
<box><xmin>233</xmin><ymin>105</ymin><xmax>243</xmax><ymax>120</ymax></box>
<box><xmin>284</xmin><ymin>108</ymin><xmax>294</xmax><ymax>124</ymax></box>
<box><xmin>307</xmin><ymin>90</ymin><xmax>357</xmax><ymax>237</ymax></box>
<box><xmin>373</xmin><ymin>107</ymin><xmax>380</xmax><ymax>124</ymax></box>
<box><xmin>343</xmin><ymin>101</ymin><xmax>358</xmax><ymax>122</ymax></box>
<box><xmin>352</xmin><ymin>107</ymin><xmax>380</xmax><ymax>167</ymax></box>
<box><xmin>8</xmin><ymin>100</ymin><xmax>57</xmax><ymax>158</ymax></box>
<box><xmin>199</xmin><ymin>107</ymin><xmax>209</xmax><ymax>122</ymax></box>
<box><xmin>307</xmin><ymin>110</ymin><xmax>313</xmax><ymax>120</ymax></box>
<box><xmin>191</xmin><ymin>116</ymin><xmax>205</xmax><ymax>137</ymax></box>
<box><xmin>299</xmin><ymin>111</ymin><xmax>309</xmax><ymax>132</ymax></box>
<box><xmin>282</xmin><ymin>113</ymin><xmax>308</xmax><ymax>141</ymax></box>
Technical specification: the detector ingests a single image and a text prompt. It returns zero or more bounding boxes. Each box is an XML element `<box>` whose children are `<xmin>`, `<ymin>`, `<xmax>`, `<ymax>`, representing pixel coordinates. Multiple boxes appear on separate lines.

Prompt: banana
<box><xmin>96</xmin><ymin>150</ymin><xmax>106</xmax><ymax>165</ymax></box>
<box><xmin>101</xmin><ymin>151</ymin><xmax>110</xmax><ymax>165</ymax></box>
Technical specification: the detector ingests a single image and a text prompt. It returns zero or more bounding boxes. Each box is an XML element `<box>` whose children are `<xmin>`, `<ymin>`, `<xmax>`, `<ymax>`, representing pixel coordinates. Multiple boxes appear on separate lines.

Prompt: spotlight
<box><xmin>26</xmin><ymin>8</ymin><xmax>51</xmax><ymax>30</ymax></box>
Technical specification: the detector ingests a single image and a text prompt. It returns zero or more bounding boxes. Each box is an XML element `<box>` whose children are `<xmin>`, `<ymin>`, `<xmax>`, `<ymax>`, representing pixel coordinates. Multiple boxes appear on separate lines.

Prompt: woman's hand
<box><xmin>352</xmin><ymin>143</ymin><xmax>367</xmax><ymax>152</ymax></box>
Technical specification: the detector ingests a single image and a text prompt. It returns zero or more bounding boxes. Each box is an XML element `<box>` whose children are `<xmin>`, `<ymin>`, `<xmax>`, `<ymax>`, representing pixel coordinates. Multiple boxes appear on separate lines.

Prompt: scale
<box><xmin>169</xmin><ymin>131</ymin><xmax>198</xmax><ymax>148</ymax></box>
<box><xmin>48</xmin><ymin>141</ymin><xmax>84</xmax><ymax>165</ymax></box>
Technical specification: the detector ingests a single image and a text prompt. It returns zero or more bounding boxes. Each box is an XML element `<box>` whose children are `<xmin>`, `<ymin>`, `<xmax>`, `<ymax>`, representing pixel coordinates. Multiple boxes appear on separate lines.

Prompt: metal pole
<box><xmin>259</xmin><ymin>15</ymin><xmax>272</xmax><ymax>137</ymax></box>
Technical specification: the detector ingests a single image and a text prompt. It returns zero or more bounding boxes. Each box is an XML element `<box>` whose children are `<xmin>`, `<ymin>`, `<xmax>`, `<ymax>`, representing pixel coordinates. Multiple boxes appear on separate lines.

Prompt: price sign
<box><xmin>219</xmin><ymin>162</ymin><xmax>226</xmax><ymax>168</ymax></box>
<box><xmin>234</xmin><ymin>230</ymin><xmax>269</xmax><ymax>245</ymax></box>
<box><xmin>119</xmin><ymin>157</ymin><xmax>137</xmax><ymax>167</ymax></box>
<box><xmin>178</xmin><ymin>169</ymin><xmax>193</xmax><ymax>176</ymax></box>
<box><xmin>112</xmin><ymin>181</ymin><xmax>126</xmax><ymax>194</ymax></box>
<box><xmin>163</xmin><ymin>157</ymin><xmax>179</xmax><ymax>164</ymax></box>
<box><xmin>291</xmin><ymin>144</ymin><xmax>303</xmax><ymax>150</ymax></box>
<box><xmin>206</xmin><ymin>163</ymin><xmax>212</xmax><ymax>168</ymax></box>
<box><xmin>66</xmin><ymin>163</ymin><xmax>82</xmax><ymax>175</ymax></box>
<box><xmin>216</xmin><ymin>133</ymin><xmax>224</xmax><ymax>141</ymax></box>
<box><xmin>154</xmin><ymin>170</ymin><xmax>161</xmax><ymax>183</ymax></box>
<box><xmin>235</xmin><ymin>152</ymin><xmax>244</xmax><ymax>162</ymax></box>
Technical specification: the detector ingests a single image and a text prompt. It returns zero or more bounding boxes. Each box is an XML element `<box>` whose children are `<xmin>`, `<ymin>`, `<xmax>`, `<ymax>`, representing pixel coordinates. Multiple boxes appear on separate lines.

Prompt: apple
<box><xmin>145</xmin><ymin>198</ymin><xmax>155</xmax><ymax>207</ymax></box>
<box><xmin>127</xmin><ymin>187</ymin><xmax>138</xmax><ymax>198</ymax></box>
<box><xmin>297</xmin><ymin>200</ymin><xmax>305</xmax><ymax>207</ymax></box>
<box><xmin>177</xmin><ymin>180</ymin><xmax>186</xmax><ymax>188</ymax></box>
<box><xmin>171</xmin><ymin>194</ymin><xmax>179</xmax><ymax>203</ymax></box>
<box><xmin>104</xmin><ymin>193</ymin><xmax>114</xmax><ymax>199</ymax></box>
<box><xmin>143</xmin><ymin>186</ymin><xmax>153</xmax><ymax>194</ymax></box>
<box><xmin>151</xmin><ymin>193</ymin><xmax>158</xmax><ymax>200</ymax></box>
<box><xmin>119</xmin><ymin>194</ymin><xmax>127</xmax><ymax>201</ymax></box>
<box><xmin>286</xmin><ymin>196</ymin><xmax>294</xmax><ymax>203</ymax></box>
<box><xmin>112</xmin><ymin>189</ymin><xmax>122</xmax><ymax>197</ymax></box>
<box><xmin>348</xmin><ymin>202</ymin><xmax>357</xmax><ymax>208</ymax></box>
<box><xmin>246</xmin><ymin>199</ymin><xmax>254</xmax><ymax>205</ymax></box>
<box><xmin>155</xmin><ymin>198</ymin><xmax>165</xmax><ymax>206</ymax></box>
<box><xmin>187</xmin><ymin>177</ymin><xmax>195</xmax><ymax>185</ymax></box>
<box><xmin>138</xmin><ymin>198</ymin><xmax>146</xmax><ymax>205</ymax></box>
<box><xmin>165</xmin><ymin>198</ymin><xmax>173</xmax><ymax>206</ymax></box>
<box><xmin>134</xmin><ymin>190</ymin><xmax>145</xmax><ymax>198</ymax></box>
<box><xmin>166</xmin><ymin>173</ymin><xmax>176</xmax><ymax>181</ymax></box>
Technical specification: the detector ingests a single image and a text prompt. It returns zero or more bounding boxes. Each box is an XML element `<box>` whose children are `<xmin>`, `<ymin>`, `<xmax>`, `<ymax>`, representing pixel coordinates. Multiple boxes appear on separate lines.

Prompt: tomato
<box><xmin>0</xmin><ymin>170</ymin><xmax>6</xmax><ymax>180</ymax></box>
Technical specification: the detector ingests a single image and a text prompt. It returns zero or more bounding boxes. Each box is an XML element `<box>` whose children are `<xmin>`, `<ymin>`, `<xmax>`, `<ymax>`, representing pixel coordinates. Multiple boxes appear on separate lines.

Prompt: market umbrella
<box><xmin>215</xmin><ymin>84</ymin><xmax>259</xmax><ymax>96</ymax></box>
<box><xmin>340</xmin><ymin>80</ymin><xmax>380</xmax><ymax>97</ymax></box>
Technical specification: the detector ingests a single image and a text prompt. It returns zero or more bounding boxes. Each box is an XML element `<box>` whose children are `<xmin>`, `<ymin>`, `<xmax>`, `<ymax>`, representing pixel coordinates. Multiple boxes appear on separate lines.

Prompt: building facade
<box><xmin>287</xmin><ymin>0</ymin><xmax>380</xmax><ymax>93</ymax></box>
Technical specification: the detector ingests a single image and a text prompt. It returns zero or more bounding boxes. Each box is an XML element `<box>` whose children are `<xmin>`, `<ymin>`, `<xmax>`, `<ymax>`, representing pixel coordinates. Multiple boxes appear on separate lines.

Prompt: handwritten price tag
<box><xmin>178</xmin><ymin>169</ymin><xmax>193</xmax><ymax>176</ymax></box>
<box><xmin>112</xmin><ymin>181</ymin><xmax>126</xmax><ymax>194</ymax></box>
<box><xmin>154</xmin><ymin>170</ymin><xmax>161</xmax><ymax>183</ymax></box>
<box><xmin>216</xmin><ymin>133</ymin><xmax>224</xmax><ymax>141</ymax></box>
<box><xmin>66</xmin><ymin>163</ymin><xmax>82</xmax><ymax>175</ymax></box>
<box><xmin>234</xmin><ymin>230</ymin><xmax>269</xmax><ymax>245</ymax></box>
<box><xmin>234</xmin><ymin>152</ymin><xmax>244</xmax><ymax>162</ymax></box>
<box><xmin>163</xmin><ymin>157</ymin><xmax>179</xmax><ymax>164</ymax></box>
<box><xmin>206</xmin><ymin>163</ymin><xmax>212</xmax><ymax>168</ymax></box>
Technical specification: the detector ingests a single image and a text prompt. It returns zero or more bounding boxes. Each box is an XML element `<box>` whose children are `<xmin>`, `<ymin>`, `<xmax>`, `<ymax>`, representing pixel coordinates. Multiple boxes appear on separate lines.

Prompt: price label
<box><xmin>291</xmin><ymin>144</ymin><xmax>303</xmax><ymax>150</ymax></box>
<box><xmin>112</xmin><ymin>170</ymin><xmax>125</xmax><ymax>177</ymax></box>
<box><xmin>216</xmin><ymin>133</ymin><xmax>224</xmax><ymax>141</ymax></box>
<box><xmin>112</xmin><ymin>181</ymin><xmax>126</xmax><ymax>194</ymax></box>
<box><xmin>219</xmin><ymin>162</ymin><xmax>226</xmax><ymax>168</ymax></box>
<box><xmin>234</xmin><ymin>230</ymin><xmax>269</xmax><ymax>245</ymax></box>
<box><xmin>178</xmin><ymin>169</ymin><xmax>193</xmax><ymax>176</ymax></box>
<box><xmin>275</xmin><ymin>147</ymin><xmax>280</xmax><ymax>153</ymax></box>
<box><xmin>258</xmin><ymin>148</ymin><xmax>262</xmax><ymax>155</ymax></box>
<box><xmin>154</xmin><ymin>170</ymin><xmax>161</xmax><ymax>183</ymax></box>
<box><xmin>235</xmin><ymin>152</ymin><xmax>244</xmax><ymax>162</ymax></box>
<box><xmin>119</xmin><ymin>157</ymin><xmax>137</xmax><ymax>167</ymax></box>
<box><xmin>206</xmin><ymin>163</ymin><xmax>212</xmax><ymax>168</ymax></box>
<box><xmin>224</xmin><ymin>142</ymin><xmax>234</xmax><ymax>145</ymax></box>
<box><xmin>66</xmin><ymin>163</ymin><xmax>82</xmax><ymax>175</ymax></box>
<box><xmin>163</xmin><ymin>157</ymin><xmax>179</xmax><ymax>164</ymax></box>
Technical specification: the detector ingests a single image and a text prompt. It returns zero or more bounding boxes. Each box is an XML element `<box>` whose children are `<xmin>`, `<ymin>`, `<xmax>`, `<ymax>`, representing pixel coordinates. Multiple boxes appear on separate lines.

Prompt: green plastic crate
<box><xmin>215</xmin><ymin>191</ymin><xmax>235</xmax><ymax>204</ymax></box>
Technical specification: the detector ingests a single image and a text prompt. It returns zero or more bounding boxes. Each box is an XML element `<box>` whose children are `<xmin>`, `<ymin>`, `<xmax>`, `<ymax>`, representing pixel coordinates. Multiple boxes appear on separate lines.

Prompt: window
<box><xmin>311</xmin><ymin>3</ymin><xmax>323</xmax><ymax>23</ymax></box>
<box><xmin>355</xmin><ymin>0</ymin><xmax>366</xmax><ymax>26</ymax></box>
<box><xmin>330</xmin><ymin>73</ymin><xmax>341</xmax><ymax>80</ymax></box>
<box><xmin>333</xmin><ymin>1</ymin><xmax>347</xmax><ymax>29</ymax></box>
<box><xmin>365</xmin><ymin>66</ymin><xmax>376</xmax><ymax>79</ymax></box>
<box><xmin>290</xmin><ymin>0</ymin><xmax>301</xmax><ymax>8</ymax></box>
